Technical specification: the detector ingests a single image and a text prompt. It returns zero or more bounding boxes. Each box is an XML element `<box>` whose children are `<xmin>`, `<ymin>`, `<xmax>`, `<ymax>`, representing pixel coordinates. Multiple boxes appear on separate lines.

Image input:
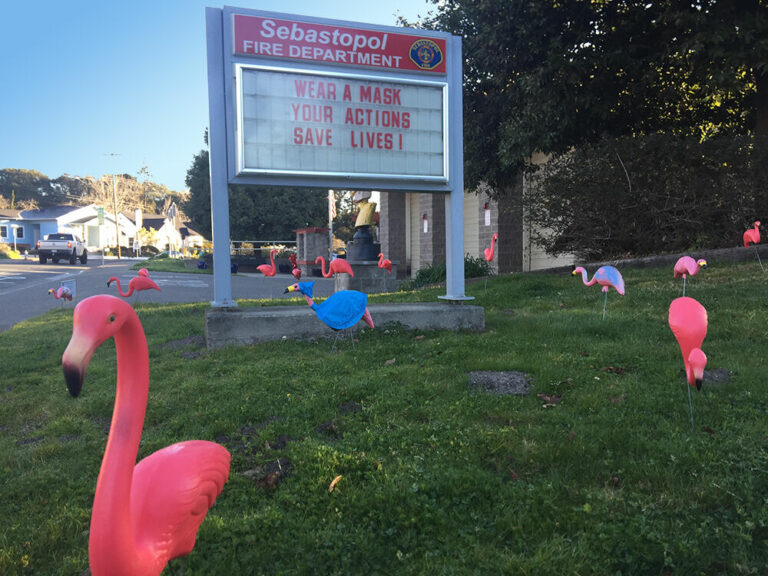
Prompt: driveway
<box><xmin>0</xmin><ymin>258</ymin><xmax>333</xmax><ymax>333</ymax></box>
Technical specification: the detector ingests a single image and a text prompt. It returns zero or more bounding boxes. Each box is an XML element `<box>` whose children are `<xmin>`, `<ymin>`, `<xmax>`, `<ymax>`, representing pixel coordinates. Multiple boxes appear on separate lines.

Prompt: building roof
<box><xmin>0</xmin><ymin>209</ymin><xmax>22</xmax><ymax>219</ymax></box>
<box><xmin>19</xmin><ymin>206</ymin><xmax>82</xmax><ymax>220</ymax></box>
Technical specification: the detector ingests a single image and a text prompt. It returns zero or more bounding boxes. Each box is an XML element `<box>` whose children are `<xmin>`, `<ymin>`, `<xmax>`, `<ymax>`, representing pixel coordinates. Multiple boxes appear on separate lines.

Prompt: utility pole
<box><xmin>105</xmin><ymin>153</ymin><xmax>121</xmax><ymax>259</ymax></box>
<box><xmin>112</xmin><ymin>174</ymin><xmax>121</xmax><ymax>259</ymax></box>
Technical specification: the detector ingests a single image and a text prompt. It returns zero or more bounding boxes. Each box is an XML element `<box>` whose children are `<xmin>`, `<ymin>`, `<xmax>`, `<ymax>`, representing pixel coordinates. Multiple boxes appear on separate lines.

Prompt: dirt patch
<box><xmin>266</xmin><ymin>434</ymin><xmax>296</xmax><ymax>450</ymax></box>
<box><xmin>315</xmin><ymin>420</ymin><xmax>343</xmax><ymax>439</ymax></box>
<box><xmin>338</xmin><ymin>401</ymin><xmax>362</xmax><ymax>414</ymax></box>
<box><xmin>242</xmin><ymin>457</ymin><xmax>293</xmax><ymax>490</ymax></box>
<box><xmin>468</xmin><ymin>371</ymin><xmax>533</xmax><ymax>396</ymax></box>
<box><xmin>215</xmin><ymin>418</ymin><xmax>290</xmax><ymax>455</ymax></box>
<box><xmin>161</xmin><ymin>334</ymin><xmax>206</xmax><ymax>359</ymax></box>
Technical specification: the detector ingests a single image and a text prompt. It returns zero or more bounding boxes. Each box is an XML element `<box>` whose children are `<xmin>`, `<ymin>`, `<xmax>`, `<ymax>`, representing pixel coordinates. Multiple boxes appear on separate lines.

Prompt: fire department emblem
<box><xmin>409</xmin><ymin>39</ymin><xmax>443</xmax><ymax>70</ymax></box>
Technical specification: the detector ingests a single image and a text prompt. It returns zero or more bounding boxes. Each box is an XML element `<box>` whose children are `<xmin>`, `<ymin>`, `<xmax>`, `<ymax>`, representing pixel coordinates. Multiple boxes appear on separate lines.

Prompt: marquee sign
<box><xmin>236</xmin><ymin>66</ymin><xmax>447</xmax><ymax>181</ymax></box>
<box><xmin>205</xmin><ymin>7</ymin><xmax>466</xmax><ymax>306</ymax></box>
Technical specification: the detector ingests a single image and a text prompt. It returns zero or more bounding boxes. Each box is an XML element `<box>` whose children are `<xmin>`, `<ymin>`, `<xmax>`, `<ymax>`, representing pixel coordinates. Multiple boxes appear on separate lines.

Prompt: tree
<box><xmin>419</xmin><ymin>0</ymin><xmax>768</xmax><ymax>191</ymax></box>
<box><xmin>183</xmin><ymin>149</ymin><xmax>329</xmax><ymax>240</ymax></box>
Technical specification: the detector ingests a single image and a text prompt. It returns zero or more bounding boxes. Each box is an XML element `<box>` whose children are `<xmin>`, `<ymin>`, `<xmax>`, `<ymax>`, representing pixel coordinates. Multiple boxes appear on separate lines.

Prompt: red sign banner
<box><xmin>233</xmin><ymin>14</ymin><xmax>447</xmax><ymax>74</ymax></box>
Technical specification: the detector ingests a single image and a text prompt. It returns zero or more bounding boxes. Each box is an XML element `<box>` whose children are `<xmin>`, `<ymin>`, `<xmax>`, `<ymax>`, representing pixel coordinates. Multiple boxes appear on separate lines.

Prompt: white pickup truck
<box><xmin>37</xmin><ymin>233</ymin><xmax>88</xmax><ymax>264</ymax></box>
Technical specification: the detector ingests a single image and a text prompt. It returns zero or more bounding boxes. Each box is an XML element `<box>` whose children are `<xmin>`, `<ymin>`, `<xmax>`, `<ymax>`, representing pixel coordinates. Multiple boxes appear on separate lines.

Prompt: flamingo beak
<box><xmin>62</xmin><ymin>318</ymin><xmax>101</xmax><ymax>398</ymax></box>
<box><xmin>571</xmin><ymin>269</ymin><xmax>578</xmax><ymax>276</ymax></box>
<box><xmin>688</xmin><ymin>348</ymin><xmax>707</xmax><ymax>392</ymax></box>
<box><xmin>699</xmin><ymin>260</ymin><xmax>708</xmax><ymax>269</ymax></box>
<box><xmin>284</xmin><ymin>285</ymin><xmax>296</xmax><ymax>294</ymax></box>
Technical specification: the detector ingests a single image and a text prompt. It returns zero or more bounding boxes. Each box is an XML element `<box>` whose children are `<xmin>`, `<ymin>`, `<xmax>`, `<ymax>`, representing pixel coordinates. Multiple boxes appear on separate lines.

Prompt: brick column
<box><xmin>420</xmin><ymin>193</ymin><xmax>446</xmax><ymax>267</ymax></box>
<box><xmin>379</xmin><ymin>192</ymin><xmax>407</xmax><ymax>278</ymax></box>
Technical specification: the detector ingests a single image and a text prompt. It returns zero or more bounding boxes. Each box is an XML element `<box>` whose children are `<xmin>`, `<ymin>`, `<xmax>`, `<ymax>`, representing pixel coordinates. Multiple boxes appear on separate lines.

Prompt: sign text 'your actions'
<box><xmin>291</xmin><ymin>79</ymin><xmax>410</xmax><ymax>150</ymax></box>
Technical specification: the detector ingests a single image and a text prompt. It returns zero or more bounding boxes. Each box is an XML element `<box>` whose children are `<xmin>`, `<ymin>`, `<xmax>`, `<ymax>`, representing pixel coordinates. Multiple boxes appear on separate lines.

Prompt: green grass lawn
<box><xmin>132</xmin><ymin>257</ymin><xmax>212</xmax><ymax>274</ymax></box>
<box><xmin>1</xmin><ymin>261</ymin><xmax>767</xmax><ymax>575</ymax></box>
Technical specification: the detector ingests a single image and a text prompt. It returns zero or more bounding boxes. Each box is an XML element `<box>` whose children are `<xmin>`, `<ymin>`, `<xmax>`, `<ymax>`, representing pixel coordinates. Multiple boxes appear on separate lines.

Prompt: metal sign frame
<box><xmin>205</xmin><ymin>6</ymin><xmax>470</xmax><ymax>306</ymax></box>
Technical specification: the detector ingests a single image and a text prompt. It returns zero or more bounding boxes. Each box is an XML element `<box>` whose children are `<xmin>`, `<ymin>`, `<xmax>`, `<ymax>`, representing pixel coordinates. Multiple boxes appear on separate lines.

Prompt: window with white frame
<box><xmin>15</xmin><ymin>227</ymin><xmax>24</xmax><ymax>239</ymax></box>
<box><xmin>0</xmin><ymin>225</ymin><xmax>7</xmax><ymax>238</ymax></box>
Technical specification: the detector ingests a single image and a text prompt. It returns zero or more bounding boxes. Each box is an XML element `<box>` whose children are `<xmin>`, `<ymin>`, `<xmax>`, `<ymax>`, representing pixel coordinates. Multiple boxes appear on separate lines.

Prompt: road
<box><xmin>0</xmin><ymin>258</ymin><xmax>334</xmax><ymax>333</ymax></box>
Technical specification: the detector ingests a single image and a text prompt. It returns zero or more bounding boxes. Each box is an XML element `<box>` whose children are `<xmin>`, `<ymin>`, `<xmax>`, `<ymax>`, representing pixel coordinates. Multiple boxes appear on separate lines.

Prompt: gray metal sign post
<box><xmin>205</xmin><ymin>7</ymin><xmax>470</xmax><ymax>306</ymax></box>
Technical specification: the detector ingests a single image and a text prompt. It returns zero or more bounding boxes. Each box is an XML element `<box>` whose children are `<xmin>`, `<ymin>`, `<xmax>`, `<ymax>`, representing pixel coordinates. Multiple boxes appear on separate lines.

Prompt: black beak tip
<box><xmin>63</xmin><ymin>364</ymin><xmax>83</xmax><ymax>398</ymax></box>
<box><xmin>695</xmin><ymin>379</ymin><xmax>702</xmax><ymax>391</ymax></box>
<box><xmin>283</xmin><ymin>288</ymin><xmax>290</xmax><ymax>294</ymax></box>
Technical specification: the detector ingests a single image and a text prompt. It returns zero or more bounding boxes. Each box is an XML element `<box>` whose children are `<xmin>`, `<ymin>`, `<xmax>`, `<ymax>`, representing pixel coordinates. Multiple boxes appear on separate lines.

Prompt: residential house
<box><xmin>138</xmin><ymin>212</ymin><xmax>205</xmax><ymax>255</ymax></box>
<box><xmin>0</xmin><ymin>205</ymin><xmax>137</xmax><ymax>253</ymax></box>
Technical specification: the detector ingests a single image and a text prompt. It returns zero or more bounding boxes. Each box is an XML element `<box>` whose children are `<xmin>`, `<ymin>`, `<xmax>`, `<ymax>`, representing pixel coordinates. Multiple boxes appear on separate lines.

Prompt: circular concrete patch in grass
<box><xmin>704</xmin><ymin>368</ymin><xmax>732</xmax><ymax>386</ymax></box>
<box><xmin>468</xmin><ymin>371</ymin><xmax>533</xmax><ymax>396</ymax></box>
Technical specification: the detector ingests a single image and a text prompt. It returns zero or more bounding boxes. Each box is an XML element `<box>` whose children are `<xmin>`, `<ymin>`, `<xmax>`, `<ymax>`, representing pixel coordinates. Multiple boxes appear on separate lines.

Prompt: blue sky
<box><xmin>0</xmin><ymin>0</ymin><xmax>435</xmax><ymax>192</ymax></box>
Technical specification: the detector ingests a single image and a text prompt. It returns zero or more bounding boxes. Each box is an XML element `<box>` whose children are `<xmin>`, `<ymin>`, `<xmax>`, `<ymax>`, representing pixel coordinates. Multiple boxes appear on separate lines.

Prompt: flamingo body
<box><xmin>572</xmin><ymin>265</ymin><xmax>625</xmax><ymax>295</ymax></box>
<box><xmin>743</xmin><ymin>221</ymin><xmax>761</xmax><ymax>249</ymax></box>
<box><xmin>284</xmin><ymin>282</ymin><xmax>373</xmax><ymax>330</ymax></box>
<box><xmin>289</xmin><ymin>253</ymin><xmax>302</xmax><ymax>280</ymax></box>
<box><xmin>668</xmin><ymin>296</ymin><xmax>708</xmax><ymax>390</ymax></box>
<box><xmin>107</xmin><ymin>276</ymin><xmax>162</xmax><ymax>298</ymax></box>
<box><xmin>673</xmin><ymin>256</ymin><xmax>707</xmax><ymax>279</ymax></box>
<box><xmin>256</xmin><ymin>249</ymin><xmax>278</xmax><ymax>277</ymax></box>
<box><xmin>377</xmin><ymin>253</ymin><xmax>392</xmax><ymax>274</ymax></box>
<box><xmin>49</xmin><ymin>286</ymin><xmax>73</xmax><ymax>301</ymax></box>
<box><xmin>62</xmin><ymin>296</ymin><xmax>230</xmax><ymax>576</ymax></box>
<box><xmin>484</xmin><ymin>233</ymin><xmax>498</xmax><ymax>262</ymax></box>
<box><xmin>316</xmin><ymin>256</ymin><xmax>355</xmax><ymax>278</ymax></box>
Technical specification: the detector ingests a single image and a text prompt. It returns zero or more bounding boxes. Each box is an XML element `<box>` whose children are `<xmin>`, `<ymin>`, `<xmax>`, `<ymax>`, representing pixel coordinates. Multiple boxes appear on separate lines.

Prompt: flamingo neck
<box><xmin>90</xmin><ymin>314</ymin><xmax>149</xmax><ymax>570</ymax></box>
<box><xmin>319</xmin><ymin>258</ymin><xmax>331</xmax><ymax>278</ymax></box>
<box><xmin>303</xmin><ymin>294</ymin><xmax>315</xmax><ymax>307</ymax></box>
<box><xmin>490</xmin><ymin>235</ymin><xmax>497</xmax><ymax>255</ymax></box>
<box><xmin>270</xmin><ymin>250</ymin><xmax>276</xmax><ymax>267</ymax></box>
<box><xmin>576</xmin><ymin>268</ymin><xmax>591</xmax><ymax>285</ymax></box>
<box><xmin>378</xmin><ymin>254</ymin><xmax>383</xmax><ymax>267</ymax></box>
<box><xmin>113</xmin><ymin>279</ymin><xmax>133</xmax><ymax>298</ymax></box>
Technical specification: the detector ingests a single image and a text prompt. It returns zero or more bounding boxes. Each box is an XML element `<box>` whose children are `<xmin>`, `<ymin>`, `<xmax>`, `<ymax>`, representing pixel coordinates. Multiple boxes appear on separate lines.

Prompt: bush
<box><xmin>399</xmin><ymin>254</ymin><xmax>493</xmax><ymax>291</ymax></box>
<box><xmin>525</xmin><ymin>134</ymin><xmax>768</xmax><ymax>260</ymax></box>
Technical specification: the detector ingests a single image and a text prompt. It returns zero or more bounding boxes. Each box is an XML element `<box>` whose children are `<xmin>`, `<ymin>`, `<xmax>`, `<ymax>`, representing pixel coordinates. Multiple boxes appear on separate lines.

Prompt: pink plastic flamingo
<box><xmin>743</xmin><ymin>221</ymin><xmax>763</xmax><ymax>271</ymax></box>
<box><xmin>377</xmin><ymin>253</ymin><xmax>392</xmax><ymax>274</ymax></box>
<box><xmin>257</xmin><ymin>249</ymin><xmax>278</xmax><ymax>277</ymax></box>
<box><xmin>289</xmin><ymin>253</ymin><xmax>302</xmax><ymax>280</ymax></box>
<box><xmin>673</xmin><ymin>256</ymin><xmax>707</xmax><ymax>296</ymax></box>
<box><xmin>137</xmin><ymin>268</ymin><xmax>150</xmax><ymax>277</ymax></box>
<box><xmin>669</xmin><ymin>296</ymin><xmax>708</xmax><ymax>431</ymax></box>
<box><xmin>48</xmin><ymin>286</ymin><xmax>73</xmax><ymax>301</ymax></box>
<box><xmin>572</xmin><ymin>265</ymin><xmax>625</xmax><ymax>319</ymax></box>
<box><xmin>62</xmin><ymin>295</ymin><xmax>230</xmax><ymax>576</ymax></box>
<box><xmin>107</xmin><ymin>275</ymin><xmax>161</xmax><ymax>299</ymax></box>
<box><xmin>316</xmin><ymin>256</ymin><xmax>355</xmax><ymax>278</ymax></box>
<box><xmin>482</xmin><ymin>233</ymin><xmax>498</xmax><ymax>291</ymax></box>
<box><xmin>743</xmin><ymin>221</ymin><xmax>761</xmax><ymax>248</ymax></box>
<box><xmin>484</xmin><ymin>233</ymin><xmax>498</xmax><ymax>263</ymax></box>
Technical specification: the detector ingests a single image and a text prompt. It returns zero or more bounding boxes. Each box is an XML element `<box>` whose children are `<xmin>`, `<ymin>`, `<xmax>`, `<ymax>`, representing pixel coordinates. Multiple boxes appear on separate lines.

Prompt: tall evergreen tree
<box><xmin>419</xmin><ymin>0</ymin><xmax>768</xmax><ymax>191</ymax></box>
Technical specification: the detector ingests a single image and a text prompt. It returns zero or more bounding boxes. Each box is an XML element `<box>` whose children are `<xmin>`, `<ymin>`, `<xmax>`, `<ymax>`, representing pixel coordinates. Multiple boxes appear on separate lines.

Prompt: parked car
<box><xmin>37</xmin><ymin>233</ymin><xmax>87</xmax><ymax>264</ymax></box>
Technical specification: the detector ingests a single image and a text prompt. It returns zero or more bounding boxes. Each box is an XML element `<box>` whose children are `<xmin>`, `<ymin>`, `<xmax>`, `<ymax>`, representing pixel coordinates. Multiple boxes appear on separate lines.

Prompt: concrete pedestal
<box><xmin>335</xmin><ymin>261</ymin><xmax>399</xmax><ymax>294</ymax></box>
<box><xmin>205</xmin><ymin>301</ymin><xmax>485</xmax><ymax>349</ymax></box>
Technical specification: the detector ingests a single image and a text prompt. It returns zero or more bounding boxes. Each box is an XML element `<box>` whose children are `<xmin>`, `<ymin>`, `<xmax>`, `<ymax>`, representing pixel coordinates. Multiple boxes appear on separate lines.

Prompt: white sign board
<box><xmin>237</xmin><ymin>66</ymin><xmax>447</xmax><ymax>181</ymax></box>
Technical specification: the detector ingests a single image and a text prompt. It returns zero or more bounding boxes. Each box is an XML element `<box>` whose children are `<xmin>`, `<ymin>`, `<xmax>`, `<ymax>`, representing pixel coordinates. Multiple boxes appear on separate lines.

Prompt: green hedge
<box><xmin>525</xmin><ymin>134</ymin><xmax>768</xmax><ymax>260</ymax></box>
